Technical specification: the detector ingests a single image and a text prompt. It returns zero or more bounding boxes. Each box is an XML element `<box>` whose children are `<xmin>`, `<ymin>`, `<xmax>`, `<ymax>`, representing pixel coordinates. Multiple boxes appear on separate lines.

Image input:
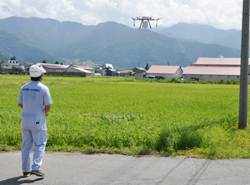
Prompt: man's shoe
<box><xmin>23</xmin><ymin>172</ymin><xmax>31</xmax><ymax>177</ymax></box>
<box><xmin>31</xmin><ymin>170</ymin><xmax>45</xmax><ymax>177</ymax></box>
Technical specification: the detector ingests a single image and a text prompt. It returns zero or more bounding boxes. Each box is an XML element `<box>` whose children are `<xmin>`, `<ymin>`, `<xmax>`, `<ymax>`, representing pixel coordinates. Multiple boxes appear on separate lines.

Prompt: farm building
<box><xmin>182</xmin><ymin>66</ymin><xmax>241</xmax><ymax>81</ymax></box>
<box><xmin>192</xmin><ymin>57</ymin><xmax>250</xmax><ymax>73</ymax></box>
<box><xmin>146</xmin><ymin>65</ymin><xmax>183</xmax><ymax>79</ymax></box>
<box><xmin>39</xmin><ymin>63</ymin><xmax>69</xmax><ymax>74</ymax></box>
<box><xmin>66</xmin><ymin>64</ymin><xmax>93</xmax><ymax>77</ymax></box>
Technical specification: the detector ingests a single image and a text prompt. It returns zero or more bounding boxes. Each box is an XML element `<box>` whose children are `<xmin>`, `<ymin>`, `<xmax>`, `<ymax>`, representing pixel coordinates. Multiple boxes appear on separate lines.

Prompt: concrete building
<box><xmin>146</xmin><ymin>65</ymin><xmax>183</xmax><ymax>80</ymax></box>
<box><xmin>2</xmin><ymin>60</ymin><xmax>20</xmax><ymax>68</ymax></box>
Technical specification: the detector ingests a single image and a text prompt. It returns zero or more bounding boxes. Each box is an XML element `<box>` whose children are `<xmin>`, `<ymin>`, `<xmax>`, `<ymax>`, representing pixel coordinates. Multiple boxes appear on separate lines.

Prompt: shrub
<box><xmin>226</xmin><ymin>80</ymin><xmax>232</xmax><ymax>84</ymax></box>
<box><xmin>218</xmin><ymin>79</ymin><xmax>226</xmax><ymax>84</ymax></box>
<box><xmin>200</xmin><ymin>80</ymin><xmax>208</xmax><ymax>84</ymax></box>
<box><xmin>232</xmin><ymin>80</ymin><xmax>240</xmax><ymax>84</ymax></box>
<box><xmin>170</xmin><ymin>77</ymin><xmax>181</xmax><ymax>83</ymax></box>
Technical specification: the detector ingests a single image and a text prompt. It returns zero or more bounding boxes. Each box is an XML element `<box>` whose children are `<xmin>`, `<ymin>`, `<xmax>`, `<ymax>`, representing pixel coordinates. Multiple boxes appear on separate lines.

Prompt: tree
<box><xmin>145</xmin><ymin>63</ymin><xmax>149</xmax><ymax>70</ymax></box>
<box><xmin>10</xmin><ymin>56</ymin><xmax>16</xmax><ymax>60</ymax></box>
<box><xmin>12</xmin><ymin>66</ymin><xmax>24</xmax><ymax>74</ymax></box>
<box><xmin>42</xmin><ymin>60</ymin><xmax>47</xmax><ymax>63</ymax></box>
<box><xmin>55</xmin><ymin>61</ymin><xmax>59</xmax><ymax>64</ymax></box>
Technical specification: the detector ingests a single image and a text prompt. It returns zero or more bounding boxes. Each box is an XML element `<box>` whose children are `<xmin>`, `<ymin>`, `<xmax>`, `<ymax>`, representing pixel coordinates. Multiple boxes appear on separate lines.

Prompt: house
<box><xmin>106</xmin><ymin>68</ymin><xmax>117</xmax><ymax>76</ymax></box>
<box><xmin>0</xmin><ymin>66</ymin><xmax>13</xmax><ymax>74</ymax></box>
<box><xmin>120</xmin><ymin>70</ymin><xmax>133</xmax><ymax>77</ymax></box>
<box><xmin>2</xmin><ymin>60</ymin><xmax>20</xmax><ymax>68</ymax></box>
<box><xmin>1</xmin><ymin>60</ymin><xmax>25</xmax><ymax>71</ymax></box>
<box><xmin>101</xmin><ymin>63</ymin><xmax>114</xmax><ymax>69</ymax></box>
<box><xmin>182</xmin><ymin>66</ymin><xmax>240</xmax><ymax>81</ymax></box>
<box><xmin>66</xmin><ymin>64</ymin><xmax>94</xmax><ymax>77</ymax></box>
<box><xmin>99</xmin><ymin>63</ymin><xmax>114</xmax><ymax>76</ymax></box>
<box><xmin>146</xmin><ymin>65</ymin><xmax>183</xmax><ymax>79</ymax></box>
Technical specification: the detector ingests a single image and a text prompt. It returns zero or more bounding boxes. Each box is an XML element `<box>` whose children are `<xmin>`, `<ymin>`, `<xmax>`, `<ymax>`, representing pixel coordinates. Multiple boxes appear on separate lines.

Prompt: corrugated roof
<box><xmin>73</xmin><ymin>67</ymin><xmax>92</xmax><ymax>73</ymax></box>
<box><xmin>71</xmin><ymin>64</ymin><xmax>94</xmax><ymax>70</ymax></box>
<box><xmin>133</xmin><ymin>67</ymin><xmax>146</xmax><ymax>71</ymax></box>
<box><xmin>194</xmin><ymin>57</ymin><xmax>248</xmax><ymax>65</ymax></box>
<box><xmin>147</xmin><ymin>65</ymin><xmax>181</xmax><ymax>74</ymax></box>
<box><xmin>182</xmin><ymin>66</ymin><xmax>240</xmax><ymax>76</ymax></box>
<box><xmin>39</xmin><ymin>63</ymin><xmax>69</xmax><ymax>69</ymax></box>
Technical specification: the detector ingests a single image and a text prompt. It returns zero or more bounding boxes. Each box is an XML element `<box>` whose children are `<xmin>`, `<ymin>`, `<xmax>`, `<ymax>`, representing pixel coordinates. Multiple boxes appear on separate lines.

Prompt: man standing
<box><xmin>18</xmin><ymin>64</ymin><xmax>53</xmax><ymax>177</ymax></box>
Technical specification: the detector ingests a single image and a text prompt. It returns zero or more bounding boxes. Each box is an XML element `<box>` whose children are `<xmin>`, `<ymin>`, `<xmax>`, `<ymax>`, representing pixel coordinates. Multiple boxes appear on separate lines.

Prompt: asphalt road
<box><xmin>1</xmin><ymin>152</ymin><xmax>250</xmax><ymax>185</ymax></box>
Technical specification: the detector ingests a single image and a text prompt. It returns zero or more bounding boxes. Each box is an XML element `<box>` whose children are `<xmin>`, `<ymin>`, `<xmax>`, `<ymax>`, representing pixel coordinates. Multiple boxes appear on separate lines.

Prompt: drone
<box><xmin>130</xmin><ymin>16</ymin><xmax>162</xmax><ymax>29</ymax></box>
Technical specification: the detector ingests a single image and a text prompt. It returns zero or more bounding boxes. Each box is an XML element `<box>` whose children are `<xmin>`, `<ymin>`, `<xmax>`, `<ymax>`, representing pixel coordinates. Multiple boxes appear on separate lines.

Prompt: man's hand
<box><xmin>18</xmin><ymin>104</ymin><xmax>23</xmax><ymax>109</ymax></box>
<box><xmin>44</xmin><ymin>105</ymin><xmax>50</xmax><ymax>117</ymax></box>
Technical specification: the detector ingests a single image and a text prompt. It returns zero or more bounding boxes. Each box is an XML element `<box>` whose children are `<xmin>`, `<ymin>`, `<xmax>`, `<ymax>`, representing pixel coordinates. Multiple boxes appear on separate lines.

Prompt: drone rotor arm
<box><xmin>139</xmin><ymin>20</ymin><xmax>143</xmax><ymax>29</ymax></box>
<box><xmin>148</xmin><ymin>20</ymin><xmax>152</xmax><ymax>29</ymax></box>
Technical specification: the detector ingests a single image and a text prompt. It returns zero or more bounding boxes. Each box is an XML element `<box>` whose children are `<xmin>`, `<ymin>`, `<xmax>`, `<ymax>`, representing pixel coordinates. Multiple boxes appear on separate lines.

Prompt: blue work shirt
<box><xmin>18</xmin><ymin>81</ymin><xmax>53</xmax><ymax>123</ymax></box>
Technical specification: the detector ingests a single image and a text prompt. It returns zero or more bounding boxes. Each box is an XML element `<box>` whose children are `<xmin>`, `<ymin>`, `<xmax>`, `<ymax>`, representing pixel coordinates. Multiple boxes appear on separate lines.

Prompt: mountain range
<box><xmin>155</xmin><ymin>22</ymin><xmax>241</xmax><ymax>50</ymax></box>
<box><xmin>0</xmin><ymin>17</ymin><xmax>241</xmax><ymax>69</ymax></box>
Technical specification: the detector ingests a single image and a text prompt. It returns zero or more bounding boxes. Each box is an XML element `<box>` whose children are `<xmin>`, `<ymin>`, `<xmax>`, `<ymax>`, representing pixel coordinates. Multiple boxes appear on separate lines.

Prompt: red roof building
<box><xmin>192</xmin><ymin>57</ymin><xmax>250</xmax><ymax>73</ymax></box>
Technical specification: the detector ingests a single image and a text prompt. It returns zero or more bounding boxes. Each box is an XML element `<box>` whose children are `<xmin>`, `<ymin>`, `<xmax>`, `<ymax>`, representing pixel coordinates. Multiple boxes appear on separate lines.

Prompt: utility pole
<box><xmin>239</xmin><ymin>0</ymin><xmax>250</xmax><ymax>129</ymax></box>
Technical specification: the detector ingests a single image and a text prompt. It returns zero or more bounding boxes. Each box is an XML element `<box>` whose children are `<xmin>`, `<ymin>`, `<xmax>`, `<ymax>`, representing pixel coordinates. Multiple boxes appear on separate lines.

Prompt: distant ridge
<box><xmin>156</xmin><ymin>22</ymin><xmax>241</xmax><ymax>50</ymax></box>
<box><xmin>0</xmin><ymin>17</ymin><xmax>240</xmax><ymax>69</ymax></box>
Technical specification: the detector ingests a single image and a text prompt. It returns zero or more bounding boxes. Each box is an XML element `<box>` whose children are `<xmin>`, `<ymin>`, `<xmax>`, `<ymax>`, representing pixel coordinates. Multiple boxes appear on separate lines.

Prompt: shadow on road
<box><xmin>0</xmin><ymin>176</ymin><xmax>43</xmax><ymax>185</ymax></box>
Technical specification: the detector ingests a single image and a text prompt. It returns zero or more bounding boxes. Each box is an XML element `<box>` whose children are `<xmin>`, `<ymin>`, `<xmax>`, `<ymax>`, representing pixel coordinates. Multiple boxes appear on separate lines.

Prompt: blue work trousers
<box><xmin>21</xmin><ymin>117</ymin><xmax>47</xmax><ymax>172</ymax></box>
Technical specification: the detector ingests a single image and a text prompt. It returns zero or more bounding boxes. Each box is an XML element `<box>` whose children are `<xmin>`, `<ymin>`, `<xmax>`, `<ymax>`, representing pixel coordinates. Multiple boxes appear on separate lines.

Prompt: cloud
<box><xmin>0</xmin><ymin>0</ymin><xmax>244</xmax><ymax>29</ymax></box>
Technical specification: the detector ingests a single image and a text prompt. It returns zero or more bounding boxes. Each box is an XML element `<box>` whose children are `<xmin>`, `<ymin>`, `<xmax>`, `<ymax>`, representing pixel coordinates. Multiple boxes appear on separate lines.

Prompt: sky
<box><xmin>0</xmin><ymin>0</ymin><xmax>244</xmax><ymax>30</ymax></box>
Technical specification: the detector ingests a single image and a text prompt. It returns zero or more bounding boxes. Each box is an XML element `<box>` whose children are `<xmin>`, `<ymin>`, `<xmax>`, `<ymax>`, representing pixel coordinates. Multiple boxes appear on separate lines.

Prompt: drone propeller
<box><xmin>129</xmin><ymin>17</ymin><xmax>136</xmax><ymax>27</ymax></box>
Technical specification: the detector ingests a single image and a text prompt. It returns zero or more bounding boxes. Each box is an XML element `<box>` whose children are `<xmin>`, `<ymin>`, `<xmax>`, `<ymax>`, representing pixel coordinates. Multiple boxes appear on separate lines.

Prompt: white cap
<box><xmin>29</xmin><ymin>64</ymin><xmax>46</xmax><ymax>77</ymax></box>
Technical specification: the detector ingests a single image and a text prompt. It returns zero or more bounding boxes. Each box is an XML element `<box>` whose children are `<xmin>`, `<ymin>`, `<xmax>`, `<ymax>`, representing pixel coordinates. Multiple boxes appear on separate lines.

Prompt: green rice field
<box><xmin>1</xmin><ymin>74</ymin><xmax>250</xmax><ymax>159</ymax></box>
